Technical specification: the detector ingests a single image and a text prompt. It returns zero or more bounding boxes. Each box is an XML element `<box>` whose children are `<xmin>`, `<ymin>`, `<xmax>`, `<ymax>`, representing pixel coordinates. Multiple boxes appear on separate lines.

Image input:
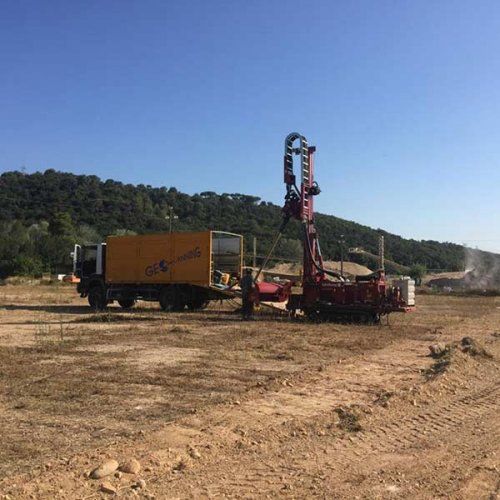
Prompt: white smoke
<box><xmin>464</xmin><ymin>246</ymin><xmax>500</xmax><ymax>290</ymax></box>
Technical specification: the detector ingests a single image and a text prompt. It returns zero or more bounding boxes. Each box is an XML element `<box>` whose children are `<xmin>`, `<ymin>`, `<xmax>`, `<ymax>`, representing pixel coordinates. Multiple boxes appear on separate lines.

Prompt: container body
<box><xmin>106</xmin><ymin>231</ymin><xmax>211</xmax><ymax>286</ymax></box>
<box><xmin>105</xmin><ymin>231</ymin><xmax>242</xmax><ymax>287</ymax></box>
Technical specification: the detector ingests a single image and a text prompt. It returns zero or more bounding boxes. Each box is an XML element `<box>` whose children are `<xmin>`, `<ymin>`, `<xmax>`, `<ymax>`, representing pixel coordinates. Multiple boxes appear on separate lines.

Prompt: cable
<box><xmin>302</xmin><ymin>223</ymin><xmax>345</xmax><ymax>281</ymax></box>
<box><xmin>253</xmin><ymin>230</ymin><xmax>284</xmax><ymax>283</ymax></box>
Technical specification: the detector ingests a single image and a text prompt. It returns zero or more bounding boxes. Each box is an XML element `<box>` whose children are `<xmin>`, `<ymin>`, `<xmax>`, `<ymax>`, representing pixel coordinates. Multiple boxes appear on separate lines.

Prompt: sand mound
<box><xmin>266</xmin><ymin>262</ymin><xmax>302</xmax><ymax>276</ymax></box>
<box><xmin>323</xmin><ymin>261</ymin><xmax>373</xmax><ymax>276</ymax></box>
<box><xmin>266</xmin><ymin>261</ymin><xmax>372</xmax><ymax>278</ymax></box>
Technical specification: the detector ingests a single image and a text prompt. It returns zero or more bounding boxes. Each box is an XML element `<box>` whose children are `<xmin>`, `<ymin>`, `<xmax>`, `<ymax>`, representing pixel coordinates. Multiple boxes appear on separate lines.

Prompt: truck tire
<box><xmin>159</xmin><ymin>287</ymin><xmax>175</xmax><ymax>312</ymax></box>
<box><xmin>187</xmin><ymin>298</ymin><xmax>209</xmax><ymax>310</ymax></box>
<box><xmin>88</xmin><ymin>286</ymin><xmax>106</xmax><ymax>311</ymax></box>
<box><xmin>118</xmin><ymin>299</ymin><xmax>136</xmax><ymax>309</ymax></box>
<box><xmin>160</xmin><ymin>286</ymin><xmax>186</xmax><ymax>312</ymax></box>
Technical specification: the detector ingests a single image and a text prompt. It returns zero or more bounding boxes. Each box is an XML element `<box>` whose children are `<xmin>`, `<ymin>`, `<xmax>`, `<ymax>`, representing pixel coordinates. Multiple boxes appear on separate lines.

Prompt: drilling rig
<box><xmin>255</xmin><ymin>132</ymin><xmax>415</xmax><ymax>322</ymax></box>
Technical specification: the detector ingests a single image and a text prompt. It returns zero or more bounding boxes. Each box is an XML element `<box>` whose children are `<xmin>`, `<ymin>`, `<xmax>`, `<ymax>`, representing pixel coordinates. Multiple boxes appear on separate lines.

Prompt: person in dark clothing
<box><xmin>240</xmin><ymin>268</ymin><xmax>255</xmax><ymax>320</ymax></box>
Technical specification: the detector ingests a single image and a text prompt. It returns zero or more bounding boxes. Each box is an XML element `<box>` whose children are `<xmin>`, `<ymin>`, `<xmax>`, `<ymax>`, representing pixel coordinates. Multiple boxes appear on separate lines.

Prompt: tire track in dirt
<box><xmin>205</xmin><ymin>387</ymin><xmax>499</xmax><ymax>498</ymax></box>
<box><xmin>188</xmin><ymin>338</ymin><xmax>427</xmax><ymax>435</ymax></box>
<box><xmin>337</xmin><ymin>381</ymin><xmax>499</xmax><ymax>457</ymax></box>
<box><xmin>170</xmin><ymin>354</ymin><xmax>500</xmax><ymax>498</ymax></box>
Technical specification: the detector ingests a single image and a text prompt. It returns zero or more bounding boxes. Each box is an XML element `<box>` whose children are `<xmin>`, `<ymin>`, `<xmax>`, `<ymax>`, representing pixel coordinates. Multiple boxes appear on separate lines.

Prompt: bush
<box><xmin>11</xmin><ymin>255</ymin><xmax>44</xmax><ymax>277</ymax></box>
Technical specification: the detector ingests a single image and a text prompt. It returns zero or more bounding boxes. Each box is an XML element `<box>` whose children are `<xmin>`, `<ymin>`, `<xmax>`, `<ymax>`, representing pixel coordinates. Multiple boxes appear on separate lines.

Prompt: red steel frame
<box><xmin>261</xmin><ymin>132</ymin><xmax>414</xmax><ymax>321</ymax></box>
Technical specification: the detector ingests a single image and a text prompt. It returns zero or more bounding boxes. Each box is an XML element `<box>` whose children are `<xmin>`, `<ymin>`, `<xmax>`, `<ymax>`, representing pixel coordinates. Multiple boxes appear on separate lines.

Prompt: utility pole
<box><xmin>339</xmin><ymin>234</ymin><xmax>345</xmax><ymax>277</ymax></box>
<box><xmin>252</xmin><ymin>237</ymin><xmax>257</xmax><ymax>269</ymax></box>
<box><xmin>379</xmin><ymin>235</ymin><xmax>385</xmax><ymax>271</ymax></box>
<box><xmin>165</xmin><ymin>206</ymin><xmax>179</xmax><ymax>233</ymax></box>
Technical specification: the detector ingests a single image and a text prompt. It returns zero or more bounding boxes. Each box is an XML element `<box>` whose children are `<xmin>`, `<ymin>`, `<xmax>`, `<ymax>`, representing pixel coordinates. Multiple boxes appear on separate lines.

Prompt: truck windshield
<box><xmin>81</xmin><ymin>246</ymin><xmax>98</xmax><ymax>276</ymax></box>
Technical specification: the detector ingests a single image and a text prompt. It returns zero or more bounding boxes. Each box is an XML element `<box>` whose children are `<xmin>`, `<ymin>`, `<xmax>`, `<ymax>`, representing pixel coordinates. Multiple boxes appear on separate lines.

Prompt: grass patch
<box><xmin>424</xmin><ymin>353</ymin><xmax>453</xmax><ymax>379</ymax></box>
<box><xmin>424</xmin><ymin>336</ymin><xmax>493</xmax><ymax>380</ymax></box>
<box><xmin>334</xmin><ymin>407</ymin><xmax>362</xmax><ymax>432</ymax></box>
<box><xmin>374</xmin><ymin>390</ymin><xmax>394</xmax><ymax>407</ymax></box>
<box><xmin>424</xmin><ymin>339</ymin><xmax>455</xmax><ymax>379</ymax></box>
<box><xmin>460</xmin><ymin>336</ymin><xmax>493</xmax><ymax>358</ymax></box>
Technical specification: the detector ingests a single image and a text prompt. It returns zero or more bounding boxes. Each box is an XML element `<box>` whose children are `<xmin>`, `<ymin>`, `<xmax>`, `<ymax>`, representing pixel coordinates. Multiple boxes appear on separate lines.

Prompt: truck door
<box><xmin>80</xmin><ymin>245</ymin><xmax>98</xmax><ymax>277</ymax></box>
<box><xmin>72</xmin><ymin>244</ymin><xmax>82</xmax><ymax>277</ymax></box>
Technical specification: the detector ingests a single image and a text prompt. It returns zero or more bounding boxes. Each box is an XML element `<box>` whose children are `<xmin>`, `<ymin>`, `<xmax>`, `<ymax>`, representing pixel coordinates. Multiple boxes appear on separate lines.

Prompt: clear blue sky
<box><xmin>1</xmin><ymin>1</ymin><xmax>499</xmax><ymax>252</ymax></box>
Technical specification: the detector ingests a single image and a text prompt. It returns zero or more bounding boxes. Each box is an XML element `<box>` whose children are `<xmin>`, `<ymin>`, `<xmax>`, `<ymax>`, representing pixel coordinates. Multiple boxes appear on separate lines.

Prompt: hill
<box><xmin>0</xmin><ymin>169</ymin><xmax>495</xmax><ymax>278</ymax></box>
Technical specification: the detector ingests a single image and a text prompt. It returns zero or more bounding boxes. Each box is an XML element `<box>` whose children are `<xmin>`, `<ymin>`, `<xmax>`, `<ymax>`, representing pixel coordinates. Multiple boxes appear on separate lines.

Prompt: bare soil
<box><xmin>0</xmin><ymin>284</ymin><xmax>499</xmax><ymax>499</ymax></box>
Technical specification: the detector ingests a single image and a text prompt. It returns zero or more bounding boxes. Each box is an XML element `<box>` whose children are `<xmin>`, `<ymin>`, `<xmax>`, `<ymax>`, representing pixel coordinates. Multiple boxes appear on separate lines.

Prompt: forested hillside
<box><xmin>0</xmin><ymin>169</ymin><xmax>487</xmax><ymax>277</ymax></box>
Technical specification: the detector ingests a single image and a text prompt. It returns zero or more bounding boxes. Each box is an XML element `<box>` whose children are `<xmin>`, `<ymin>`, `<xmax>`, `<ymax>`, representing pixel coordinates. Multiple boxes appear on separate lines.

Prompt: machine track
<box><xmin>167</xmin><ymin>342</ymin><xmax>500</xmax><ymax>499</ymax></box>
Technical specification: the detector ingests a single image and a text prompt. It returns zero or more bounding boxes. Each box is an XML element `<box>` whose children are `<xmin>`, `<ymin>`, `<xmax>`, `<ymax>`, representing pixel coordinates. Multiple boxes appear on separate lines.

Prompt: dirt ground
<box><xmin>0</xmin><ymin>284</ymin><xmax>499</xmax><ymax>499</ymax></box>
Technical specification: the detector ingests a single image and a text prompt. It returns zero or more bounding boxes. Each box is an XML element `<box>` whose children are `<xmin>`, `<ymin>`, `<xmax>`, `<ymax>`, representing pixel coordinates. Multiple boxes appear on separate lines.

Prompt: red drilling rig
<box><xmin>255</xmin><ymin>132</ymin><xmax>415</xmax><ymax>322</ymax></box>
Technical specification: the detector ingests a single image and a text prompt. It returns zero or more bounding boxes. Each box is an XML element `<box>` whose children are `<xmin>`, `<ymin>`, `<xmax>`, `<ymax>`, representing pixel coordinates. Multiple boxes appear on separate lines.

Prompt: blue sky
<box><xmin>1</xmin><ymin>0</ymin><xmax>499</xmax><ymax>252</ymax></box>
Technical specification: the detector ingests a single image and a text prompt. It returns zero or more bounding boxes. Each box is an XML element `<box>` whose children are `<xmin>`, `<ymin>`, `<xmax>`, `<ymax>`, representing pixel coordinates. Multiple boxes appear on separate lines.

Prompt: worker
<box><xmin>240</xmin><ymin>268</ymin><xmax>255</xmax><ymax>320</ymax></box>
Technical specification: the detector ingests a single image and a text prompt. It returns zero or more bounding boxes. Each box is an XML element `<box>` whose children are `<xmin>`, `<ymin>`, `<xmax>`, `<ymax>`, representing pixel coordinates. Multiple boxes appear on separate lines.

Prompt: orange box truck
<box><xmin>72</xmin><ymin>231</ymin><xmax>243</xmax><ymax>311</ymax></box>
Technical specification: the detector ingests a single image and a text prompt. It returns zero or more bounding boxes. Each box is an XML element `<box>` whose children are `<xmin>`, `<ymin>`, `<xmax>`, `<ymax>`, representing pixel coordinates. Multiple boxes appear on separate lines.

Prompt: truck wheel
<box><xmin>187</xmin><ymin>299</ymin><xmax>209</xmax><ymax>310</ymax></box>
<box><xmin>159</xmin><ymin>287</ymin><xmax>175</xmax><ymax>312</ymax></box>
<box><xmin>88</xmin><ymin>286</ymin><xmax>106</xmax><ymax>311</ymax></box>
<box><xmin>160</xmin><ymin>286</ymin><xmax>186</xmax><ymax>312</ymax></box>
<box><xmin>118</xmin><ymin>299</ymin><xmax>136</xmax><ymax>309</ymax></box>
<box><xmin>172</xmin><ymin>301</ymin><xmax>186</xmax><ymax>312</ymax></box>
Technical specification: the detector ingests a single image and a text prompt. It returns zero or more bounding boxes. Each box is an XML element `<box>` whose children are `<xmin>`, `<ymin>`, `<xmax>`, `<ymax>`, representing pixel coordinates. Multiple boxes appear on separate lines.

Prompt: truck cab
<box><xmin>73</xmin><ymin>243</ymin><xmax>108</xmax><ymax>308</ymax></box>
<box><xmin>73</xmin><ymin>243</ymin><xmax>106</xmax><ymax>279</ymax></box>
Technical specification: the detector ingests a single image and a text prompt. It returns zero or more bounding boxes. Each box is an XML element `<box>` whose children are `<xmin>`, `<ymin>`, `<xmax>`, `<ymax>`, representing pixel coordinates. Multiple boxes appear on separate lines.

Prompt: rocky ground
<box><xmin>0</xmin><ymin>284</ymin><xmax>498</xmax><ymax>499</ymax></box>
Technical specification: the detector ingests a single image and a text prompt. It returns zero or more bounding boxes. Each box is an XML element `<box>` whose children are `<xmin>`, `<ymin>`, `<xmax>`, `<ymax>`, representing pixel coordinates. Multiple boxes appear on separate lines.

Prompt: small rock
<box><xmin>429</xmin><ymin>343</ymin><xmax>447</xmax><ymax>358</ymax></box>
<box><xmin>188</xmin><ymin>447</ymin><xmax>201</xmax><ymax>459</ymax></box>
<box><xmin>136</xmin><ymin>479</ymin><xmax>146</xmax><ymax>489</ymax></box>
<box><xmin>90</xmin><ymin>459</ymin><xmax>119</xmax><ymax>479</ymax></box>
<box><xmin>100</xmin><ymin>482</ymin><xmax>117</xmax><ymax>494</ymax></box>
<box><xmin>119</xmin><ymin>458</ymin><xmax>141</xmax><ymax>474</ymax></box>
<box><xmin>385</xmin><ymin>484</ymin><xmax>400</xmax><ymax>493</ymax></box>
<box><xmin>114</xmin><ymin>471</ymin><xmax>122</xmax><ymax>479</ymax></box>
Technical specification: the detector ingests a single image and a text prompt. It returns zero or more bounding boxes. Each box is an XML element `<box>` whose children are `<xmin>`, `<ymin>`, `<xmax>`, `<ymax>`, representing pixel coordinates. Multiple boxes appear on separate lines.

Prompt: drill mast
<box><xmin>282</xmin><ymin>132</ymin><xmax>327</xmax><ymax>283</ymax></box>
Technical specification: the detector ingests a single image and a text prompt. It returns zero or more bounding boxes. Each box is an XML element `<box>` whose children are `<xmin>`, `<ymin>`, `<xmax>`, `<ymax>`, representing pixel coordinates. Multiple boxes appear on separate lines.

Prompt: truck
<box><xmin>73</xmin><ymin>231</ymin><xmax>243</xmax><ymax>311</ymax></box>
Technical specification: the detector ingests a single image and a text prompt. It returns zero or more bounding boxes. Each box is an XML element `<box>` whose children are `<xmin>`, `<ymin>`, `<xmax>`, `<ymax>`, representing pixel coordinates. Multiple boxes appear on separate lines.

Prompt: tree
<box><xmin>49</xmin><ymin>212</ymin><xmax>75</xmax><ymax>237</ymax></box>
<box><xmin>409</xmin><ymin>263</ymin><xmax>427</xmax><ymax>285</ymax></box>
<box><xmin>112</xmin><ymin>229</ymin><xmax>137</xmax><ymax>236</ymax></box>
<box><xmin>275</xmin><ymin>238</ymin><xmax>302</xmax><ymax>260</ymax></box>
<box><xmin>0</xmin><ymin>170</ymin><xmax>493</xmax><ymax>278</ymax></box>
